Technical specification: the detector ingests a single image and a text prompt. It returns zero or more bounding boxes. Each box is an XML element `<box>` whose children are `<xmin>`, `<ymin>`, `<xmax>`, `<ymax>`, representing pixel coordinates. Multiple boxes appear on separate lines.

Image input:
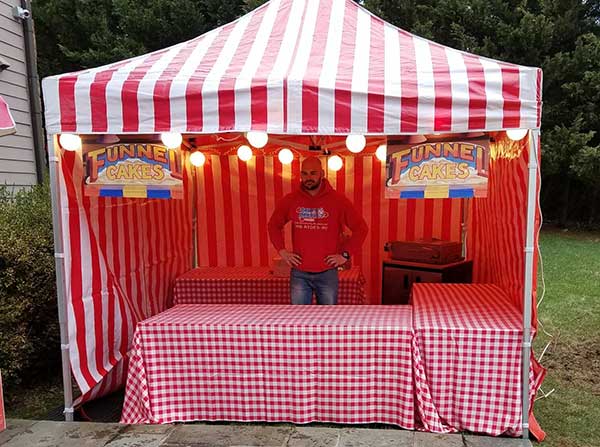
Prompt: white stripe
<box><xmin>519</xmin><ymin>66</ymin><xmax>539</xmax><ymax>129</ymax></box>
<box><xmin>266</xmin><ymin>0</ymin><xmax>306</xmax><ymax>133</ymax></box>
<box><xmin>317</xmin><ymin>0</ymin><xmax>346</xmax><ymax>133</ymax></box>
<box><xmin>235</xmin><ymin>0</ymin><xmax>282</xmax><ymax>131</ymax></box>
<box><xmin>41</xmin><ymin>77</ymin><xmax>61</xmax><ymax>134</ymax></box>
<box><xmin>445</xmin><ymin>48</ymin><xmax>469</xmax><ymax>132</ymax></box>
<box><xmin>169</xmin><ymin>32</ymin><xmax>219</xmax><ymax>130</ymax></box>
<box><xmin>202</xmin><ymin>13</ymin><xmax>254</xmax><ymax>132</ymax></box>
<box><xmin>136</xmin><ymin>44</ymin><xmax>186</xmax><ymax>132</ymax></box>
<box><xmin>286</xmin><ymin>0</ymin><xmax>321</xmax><ymax>133</ymax></box>
<box><xmin>413</xmin><ymin>38</ymin><xmax>435</xmax><ymax>133</ymax></box>
<box><xmin>480</xmin><ymin>57</ymin><xmax>504</xmax><ymax>131</ymax></box>
<box><xmin>350</xmin><ymin>8</ymin><xmax>371</xmax><ymax>133</ymax></box>
<box><xmin>72</xmin><ymin>72</ymin><xmax>93</xmax><ymax>133</ymax></box>
<box><xmin>104</xmin><ymin>55</ymin><xmax>157</xmax><ymax>133</ymax></box>
<box><xmin>383</xmin><ymin>24</ymin><xmax>401</xmax><ymax>134</ymax></box>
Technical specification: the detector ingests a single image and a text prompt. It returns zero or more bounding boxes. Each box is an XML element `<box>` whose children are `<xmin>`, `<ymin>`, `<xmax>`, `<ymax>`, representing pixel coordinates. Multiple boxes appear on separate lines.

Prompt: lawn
<box><xmin>533</xmin><ymin>229</ymin><xmax>600</xmax><ymax>447</ymax></box>
<box><xmin>4</xmin><ymin>229</ymin><xmax>599</xmax><ymax>446</ymax></box>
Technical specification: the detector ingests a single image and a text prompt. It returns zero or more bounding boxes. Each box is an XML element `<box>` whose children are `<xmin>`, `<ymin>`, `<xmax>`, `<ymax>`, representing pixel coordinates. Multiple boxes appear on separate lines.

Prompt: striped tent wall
<box><xmin>57</xmin><ymin>149</ymin><xmax>193</xmax><ymax>403</ymax></box>
<box><xmin>194</xmin><ymin>153</ymin><xmax>464</xmax><ymax>302</ymax></box>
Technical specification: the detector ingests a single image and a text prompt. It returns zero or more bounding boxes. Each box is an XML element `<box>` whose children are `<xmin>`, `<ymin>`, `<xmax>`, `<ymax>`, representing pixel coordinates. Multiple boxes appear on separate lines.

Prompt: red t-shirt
<box><xmin>268</xmin><ymin>179</ymin><xmax>368</xmax><ymax>272</ymax></box>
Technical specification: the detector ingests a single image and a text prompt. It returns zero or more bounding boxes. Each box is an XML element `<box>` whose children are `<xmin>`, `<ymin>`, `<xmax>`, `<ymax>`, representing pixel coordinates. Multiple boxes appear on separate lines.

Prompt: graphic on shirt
<box><xmin>295</xmin><ymin>207</ymin><xmax>330</xmax><ymax>230</ymax></box>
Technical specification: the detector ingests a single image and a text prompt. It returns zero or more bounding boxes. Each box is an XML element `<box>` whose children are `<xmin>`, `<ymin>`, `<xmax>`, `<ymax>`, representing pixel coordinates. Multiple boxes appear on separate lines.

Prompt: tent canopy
<box><xmin>42</xmin><ymin>0</ymin><xmax>542</xmax><ymax>136</ymax></box>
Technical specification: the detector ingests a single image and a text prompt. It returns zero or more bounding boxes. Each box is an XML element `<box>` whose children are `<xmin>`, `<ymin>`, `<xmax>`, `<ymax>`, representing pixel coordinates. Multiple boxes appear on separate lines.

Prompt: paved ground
<box><xmin>0</xmin><ymin>419</ymin><xmax>532</xmax><ymax>447</ymax></box>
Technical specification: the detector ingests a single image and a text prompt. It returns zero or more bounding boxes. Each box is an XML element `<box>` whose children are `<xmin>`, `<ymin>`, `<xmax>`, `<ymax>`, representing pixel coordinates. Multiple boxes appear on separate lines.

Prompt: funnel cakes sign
<box><xmin>385</xmin><ymin>137</ymin><xmax>490</xmax><ymax>199</ymax></box>
<box><xmin>84</xmin><ymin>143</ymin><xmax>183</xmax><ymax>199</ymax></box>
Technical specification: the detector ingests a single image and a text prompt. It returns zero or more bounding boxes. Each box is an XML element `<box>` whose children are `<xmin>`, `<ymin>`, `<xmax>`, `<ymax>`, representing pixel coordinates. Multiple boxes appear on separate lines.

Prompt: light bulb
<box><xmin>246</xmin><ymin>131</ymin><xmax>268</xmax><ymax>148</ymax></box>
<box><xmin>506</xmin><ymin>129</ymin><xmax>528</xmax><ymax>141</ymax></box>
<box><xmin>190</xmin><ymin>151</ymin><xmax>206</xmax><ymax>167</ymax></box>
<box><xmin>278</xmin><ymin>148</ymin><xmax>293</xmax><ymax>164</ymax></box>
<box><xmin>328</xmin><ymin>155</ymin><xmax>343</xmax><ymax>171</ymax></box>
<box><xmin>237</xmin><ymin>145</ymin><xmax>253</xmax><ymax>161</ymax></box>
<box><xmin>345</xmin><ymin>134</ymin><xmax>366</xmax><ymax>153</ymax></box>
<box><xmin>376</xmin><ymin>144</ymin><xmax>387</xmax><ymax>162</ymax></box>
<box><xmin>59</xmin><ymin>133</ymin><xmax>81</xmax><ymax>151</ymax></box>
<box><xmin>160</xmin><ymin>132</ymin><xmax>183</xmax><ymax>149</ymax></box>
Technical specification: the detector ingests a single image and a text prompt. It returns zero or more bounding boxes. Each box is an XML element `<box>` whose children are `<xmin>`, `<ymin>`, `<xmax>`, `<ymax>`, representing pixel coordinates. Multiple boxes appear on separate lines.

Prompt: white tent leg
<box><xmin>521</xmin><ymin>129</ymin><xmax>540</xmax><ymax>439</ymax></box>
<box><xmin>48</xmin><ymin>135</ymin><xmax>74</xmax><ymax>422</ymax></box>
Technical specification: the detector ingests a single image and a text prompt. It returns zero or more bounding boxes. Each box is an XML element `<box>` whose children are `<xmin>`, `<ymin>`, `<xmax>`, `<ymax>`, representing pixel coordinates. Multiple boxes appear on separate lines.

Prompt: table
<box><xmin>173</xmin><ymin>266</ymin><xmax>367</xmax><ymax>305</ymax></box>
<box><xmin>411</xmin><ymin>283</ymin><xmax>544</xmax><ymax>436</ymax></box>
<box><xmin>121</xmin><ymin>304</ymin><xmax>414</xmax><ymax>428</ymax></box>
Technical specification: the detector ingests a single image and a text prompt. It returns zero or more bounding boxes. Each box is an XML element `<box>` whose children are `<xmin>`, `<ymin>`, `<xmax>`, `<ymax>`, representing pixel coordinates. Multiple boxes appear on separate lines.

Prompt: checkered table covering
<box><xmin>173</xmin><ymin>266</ymin><xmax>367</xmax><ymax>305</ymax></box>
<box><xmin>121</xmin><ymin>304</ymin><xmax>414</xmax><ymax>427</ymax></box>
<box><xmin>411</xmin><ymin>283</ymin><xmax>544</xmax><ymax>437</ymax></box>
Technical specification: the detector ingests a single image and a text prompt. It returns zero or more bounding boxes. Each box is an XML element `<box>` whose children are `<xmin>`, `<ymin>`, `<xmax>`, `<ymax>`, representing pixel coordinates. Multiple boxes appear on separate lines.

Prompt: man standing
<box><xmin>268</xmin><ymin>156</ymin><xmax>368</xmax><ymax>305</ymax></box>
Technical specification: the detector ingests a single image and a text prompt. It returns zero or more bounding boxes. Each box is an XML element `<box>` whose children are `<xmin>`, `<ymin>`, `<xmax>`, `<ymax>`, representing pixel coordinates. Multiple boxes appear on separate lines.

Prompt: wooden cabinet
<box><xmin>381</xmin><ymin>258</ymin><xmax>473</xmax><ymax>305</ymax></box>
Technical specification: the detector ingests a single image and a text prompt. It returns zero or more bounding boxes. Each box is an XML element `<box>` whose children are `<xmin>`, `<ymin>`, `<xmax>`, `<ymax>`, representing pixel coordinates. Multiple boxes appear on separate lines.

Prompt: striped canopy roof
<box><xmin>42</xmin><ymin>0</ymin><xmax>542</xmax><ymax>136</ymax></box>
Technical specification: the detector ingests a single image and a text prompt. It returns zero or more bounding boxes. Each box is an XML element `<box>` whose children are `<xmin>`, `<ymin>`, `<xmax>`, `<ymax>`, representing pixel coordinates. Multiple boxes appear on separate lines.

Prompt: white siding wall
<box><xmin>0</xmin><ymin>0</ymin><xmax>38</xmax><ymax>189</ymax></box>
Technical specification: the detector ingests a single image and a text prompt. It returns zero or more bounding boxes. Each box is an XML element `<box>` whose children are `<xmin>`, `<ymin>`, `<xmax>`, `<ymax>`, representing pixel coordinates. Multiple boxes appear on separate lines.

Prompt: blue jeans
<box><xmin>290</xmin><ymin>268</ymin><xmax>339</xmax><ymax>305</ymax></box>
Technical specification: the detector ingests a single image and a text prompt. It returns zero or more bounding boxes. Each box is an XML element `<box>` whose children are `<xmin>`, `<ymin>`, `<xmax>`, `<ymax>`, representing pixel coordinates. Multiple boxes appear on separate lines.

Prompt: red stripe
<box><xmin>82</xmin><ymin>195</ymin><xmax>109</xmax><ymax>378</ymax></box>
<box><xmin>121</xmin><ymin>52</ymin><xmax>167</xmax><ymax>132</ymax></box>
<box><xmin>185</xmin><ymin>27</ymin><xmax>233</xmax><ymax>131</ymax></box>
<box><xmin>367</xmin><ymin>17</ymin><xmax>386</xmax><ymax>133</ymax></box>
<box><xmin>218</xmin><ymin>8</ymin><xmax>267</xmax><ymax>131</ymax></box>
<box><xmin>353</xmin><ymin>157</ymin><xmax>363</xmax><ymax>268</ymax></box>
<box><xmin>58</xmin><ymin>75</ymin><xmax>78</xmax><ymax>132</ymax></box>
<box><xmin>370</xmin><ymin>157</ymin><xmax>382</xmax><ymax>302</ymax></box>
<box><xmin>405</xmin><ymin>199</ymin><xmax>416</xmax><ymax>240</ymax></box>
<box><xmin>220</xmin><ymin>156</ymin><xmax>236</xmax><ymax>266</ymax></box>
<box><xmin>99</xmin><ymin>198</ymin><xmax>117</xmax><ymax>369</ymax></box>
<box><xmin>250</xmin><ymin>0</ymin><xmax>294</xmax><ymax>129</ymax></box>
<box><xmin>237</xmin><ymin>158</ymin><xmax>253</xmax><ymax>266</ymax></box>
<box><xmin>334</xmin><ymin>3</ymin><xmax>358</xmax><ymax>132</ymax></box>
<box><xmin>429</xmin><ymin>43</ymin><xmax>452</xmax><ymax>132</ymax></box>
<box><xmin>301</xmin><ymin>0</ymin><xmax>330</xmax><ymax>132</ymax></box>
<box><xmin>398</xmin><ymin>31</ymin><xmax>418</xmax><ymax>133</ymax></box>
<box><xmin>255</xmin><ymin>156</ymin><xmax>269</xmax><ymax>266</ymax></box>
<box><xmin>336</xmin><ymin>163</ymin><xmax>345</xmax><ymax>196</ymax></box>
<box><xmin>153</xmin><ymin>43</ymin><xmax>198</xmax><ymax>131</ymax></box>
<box><xmin>62</xmin><ymin>152</ymin><xmax>96</xmax><ymax>389</ymax></box>
<box><xmin>90</xmin><ymin>61</ymin><xmax>130</xmax><ymax>132</ymax></box>
<box><xmin>388</xmin><ymin>199</ymin><xmax>398</xmax><ymax>242</ymax></box>
<box><xmin>501</xmin><ymin>64</ymin><xmax>521</xmax><ymax>128</ymax></box>
<box><xmin>536</xmin><ymin>69</ymin><xmax>542</xmax><ymax>128</ymax></box>
<box><xmin>441</xmin><ymin>198</ymin><xmax>452</xmax><ymax>240</ymax></box>
<box><xmin>462</xmin><ymin>53</ymin><xmax>487</xmax><ymax>130</ymax></box>
<box><xmin>203</xmin><ymin>158</ymin><xmax>218</xmax><ymax>266</ymax></box>
<box><xmin>423</xmin><ymin>199</ymin><xmax>434</xmax><ymax>240</ymax></box>
<box><xmin>273</xmin><ymin>155</ymin><xmax>284</xmax><ymax>207</ymax></box>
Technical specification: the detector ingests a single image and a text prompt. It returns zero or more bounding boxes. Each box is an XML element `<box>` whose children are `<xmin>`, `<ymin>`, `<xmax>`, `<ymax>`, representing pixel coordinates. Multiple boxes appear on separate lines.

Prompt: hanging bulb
<box><xmin>376</xmin><ymin>144</ymin><xmax>387</xmax><ymax>162</ymax></box>
<box><xmin>328</xmin><ymin>155</ymin><xmax>343</xmax><ymax>171</ymax></box>
<box><xmin>345</xmin><ymin>134</ymin><xmax>366</xmax><ymax>153</ymax></box>
<box><xmin>237</xmin><ymin>145</ymin><xmax>253</xmax><ymax>161</ymax></box>
<box><xmin>190</xmin><ymin>151</ymin><xmax>206</xmax><ymax>167</ymax></box>
<box><xmin>278</xmin><ymin>148</ymin><xmax>294</xmax><ymax>164</ymax></box>
<box><xmin>246</xmin><ymin>131</ymin><xmax>269</xmax><ymax>148</ymax></box>
<box><xmin>506</xmin><ymin>129</ymin><xmax>528</xmax><ymax>141</ymax></box>
<box><xmin>160</xmin><ymin>132</ymin><xmax>183</xmax><ymax>149</ymax></box>
<box><xmin>59</xmin><ymin>133</ymin><xmax>81</xmax><ymax>151</ymax></box>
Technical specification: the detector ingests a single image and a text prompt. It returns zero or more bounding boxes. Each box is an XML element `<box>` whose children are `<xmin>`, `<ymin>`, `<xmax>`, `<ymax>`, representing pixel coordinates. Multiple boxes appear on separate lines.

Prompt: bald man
<box><xmin>268</xmin><ymin>156</ymin><xmax>368</xmax><ymax>305</ymax></box>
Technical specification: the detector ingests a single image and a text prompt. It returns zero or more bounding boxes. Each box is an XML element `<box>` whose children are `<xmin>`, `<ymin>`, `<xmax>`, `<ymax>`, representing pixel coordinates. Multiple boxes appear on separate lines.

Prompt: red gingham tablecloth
<box><xmin>173</xmin><ymin>266</ymin><xmax>366</xmax><ymax>305</ymax></box>
<box><xmin>121</xmin><ymin>304</ymin><xmax>414</xmax><ymax>427</ymax></box>
<box><xmin>411</xmin><ymin>283</ymin><xmax>544</xmax><ymax>437</ymax></box>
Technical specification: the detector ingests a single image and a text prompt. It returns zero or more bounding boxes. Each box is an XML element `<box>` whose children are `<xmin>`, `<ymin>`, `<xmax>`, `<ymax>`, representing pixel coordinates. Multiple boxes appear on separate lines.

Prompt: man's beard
<box><xmin>303</xmin><ymin>178</ymin><xmax>321</xmax><ymax>190</ymax></box>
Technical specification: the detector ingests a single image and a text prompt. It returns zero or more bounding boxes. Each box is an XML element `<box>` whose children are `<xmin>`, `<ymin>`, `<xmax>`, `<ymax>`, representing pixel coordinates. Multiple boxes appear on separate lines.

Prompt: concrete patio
<box><xmin>0</xmin><ymin>419</ymin><xmax>532</xmax><ymax>447</ymax></box>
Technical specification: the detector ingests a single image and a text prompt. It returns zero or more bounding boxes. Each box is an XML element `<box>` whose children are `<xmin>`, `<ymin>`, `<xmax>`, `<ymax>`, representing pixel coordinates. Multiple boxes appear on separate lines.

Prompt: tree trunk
<box><xmin>559</xmin><ymin>175</ymin><xmax>571</xmax><ymax>228</ymax></box>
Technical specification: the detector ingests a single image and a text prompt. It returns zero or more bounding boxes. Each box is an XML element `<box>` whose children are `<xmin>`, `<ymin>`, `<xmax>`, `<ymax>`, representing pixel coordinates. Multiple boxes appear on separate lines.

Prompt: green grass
<box><xmin>533</xmin><ymin>229</ymin><xmax>600</xmax><ymax>447</ymax></box>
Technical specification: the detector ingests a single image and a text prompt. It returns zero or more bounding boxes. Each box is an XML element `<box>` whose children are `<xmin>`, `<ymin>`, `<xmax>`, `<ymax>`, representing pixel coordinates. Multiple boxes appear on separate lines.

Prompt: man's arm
<box><xmin>340</xmin><ymin>197</ymin><xmax>369</xmax><ymax>255</ymax></box>
<box><xmin>268</xmin><ymin>195</ymin><xmax>302</xmax><ymax>267</ymax></box>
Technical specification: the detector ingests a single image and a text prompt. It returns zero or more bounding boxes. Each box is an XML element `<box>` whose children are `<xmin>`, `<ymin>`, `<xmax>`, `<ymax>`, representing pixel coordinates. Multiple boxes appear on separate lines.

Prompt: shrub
<box><xmin>0</xmin><ymin>181</ymin><xmax>60</xmax><ymax>388</ymax></box>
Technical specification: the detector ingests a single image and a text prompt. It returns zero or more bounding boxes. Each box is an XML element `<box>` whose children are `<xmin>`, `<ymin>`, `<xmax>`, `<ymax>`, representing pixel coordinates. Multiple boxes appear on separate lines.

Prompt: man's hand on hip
<box><xmin>279</xmin><ymin>249</ymin><xmax>302</xmax><ymax>267</ymax></box>
<box><xmin>325</xmin><ymin>254</ymin><xmax>346</xmax><ymax>268</ymax></box>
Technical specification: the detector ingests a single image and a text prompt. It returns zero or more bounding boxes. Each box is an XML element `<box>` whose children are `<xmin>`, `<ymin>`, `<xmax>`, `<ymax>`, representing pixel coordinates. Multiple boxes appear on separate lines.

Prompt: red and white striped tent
<box><xmin>42</xmin><ymin>0</ymin><xmax>543</xmax><ymax>439</ymax></box>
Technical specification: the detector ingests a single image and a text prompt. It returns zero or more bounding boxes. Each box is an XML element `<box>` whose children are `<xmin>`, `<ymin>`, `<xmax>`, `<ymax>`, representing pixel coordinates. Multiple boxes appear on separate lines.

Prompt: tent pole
<box><xmin>47</xmin><ymin>135</ymin><xmax>74</xmax><ymax>422</ymax></box>
<box><xmin>191</xmin><ymin>162</ymin><xmax>198</xmax><ymax>268</ymax></box>
<box><xmin>521</xmin><ymin>129</ymin><xmax>539</xmax><ymax>440</ymax></box>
